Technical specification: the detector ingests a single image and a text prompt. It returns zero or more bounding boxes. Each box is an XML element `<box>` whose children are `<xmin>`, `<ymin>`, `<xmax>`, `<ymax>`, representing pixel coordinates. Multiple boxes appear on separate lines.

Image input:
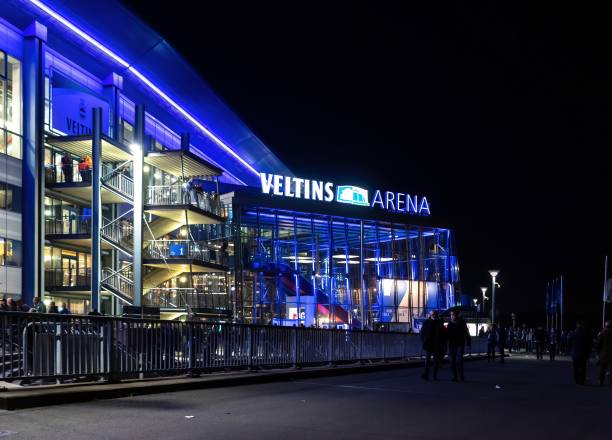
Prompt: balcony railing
<box><xmin>144</xmin><ymin>288</ymin><xmax>229</xmax><ymax>310</ymax></box>
<box><xmin>45</xmin><ymin>164</ymin><xmax>90</xmax><ymax>184</ymax></box>
<box><xmin>45</xmin><ymin>268</ymin><xmax>91</xmax><ymax>289</ymax></box>
<box><xmin>145</xmin><ymin>185</ymin><xmax>225</xmax><ymax>217</ymax></box>
<box><xmin>144</xmin><ymin>240</ymin><xmax>228</xmax><ymax>266</ymax></box>
<box><xmin>45</xmin><ymin>216</ymin><xmax>91</xmax><ymax>235</ymax></box>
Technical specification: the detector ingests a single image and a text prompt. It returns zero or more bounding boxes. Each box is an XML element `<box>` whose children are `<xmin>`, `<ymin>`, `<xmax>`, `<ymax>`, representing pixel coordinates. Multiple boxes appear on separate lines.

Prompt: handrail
<box><xmin>145</xmin><ymin>184</ymin><xmax>225</xmax><ymax>217</ymax></box>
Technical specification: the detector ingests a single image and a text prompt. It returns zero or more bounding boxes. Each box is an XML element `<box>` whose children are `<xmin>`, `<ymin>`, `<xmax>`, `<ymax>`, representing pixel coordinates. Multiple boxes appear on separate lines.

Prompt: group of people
<box><xmin>479</xmin><ymin>324</ymin><xmax>569</xmax><ymax>361</ymax></box>
<box><xmin>419</xmin><ymin>309</ymin><xmax>612</xmax><ymax>387</ymax></box>
<box><xmin>420</xmin><ymin>310</ymin><xmax>471</xmax><ymax>382</ymax></box>
<box><xmin>59</xmin><ymin>153</ymin><xmax>93</xmax><ymax>183</ymax></box>
<box><xmin>183</xmin><ymin>179</ymin><xmax>218</xmax><ymax>212</ymax></box>
<box><xmin>1</xmin><ymin>297</ymin><xmax>71</xmax><ymax>315</ymax></box>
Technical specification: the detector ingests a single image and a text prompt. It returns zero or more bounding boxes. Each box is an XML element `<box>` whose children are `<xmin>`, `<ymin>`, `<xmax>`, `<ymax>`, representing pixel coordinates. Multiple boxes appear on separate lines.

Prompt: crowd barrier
<box><xmin>0</xmin><ymin>311</ymin><xmax>487</xmax><ymax>382</ymax></box>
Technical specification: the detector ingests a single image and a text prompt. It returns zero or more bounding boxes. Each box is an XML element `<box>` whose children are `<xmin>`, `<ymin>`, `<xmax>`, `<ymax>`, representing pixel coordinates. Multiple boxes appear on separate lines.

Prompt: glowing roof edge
<box><xmin>28</xmin><ymin>0</ymin><xmax>260</xmax><ymax>178</ymax></box>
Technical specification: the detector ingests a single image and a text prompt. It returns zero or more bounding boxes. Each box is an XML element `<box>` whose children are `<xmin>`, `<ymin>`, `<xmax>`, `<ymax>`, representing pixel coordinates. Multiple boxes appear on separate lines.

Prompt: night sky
<box><xmin>122</xmin><ymin>1</ymin><xmax>611</xmax><ymax>327</ymax></box>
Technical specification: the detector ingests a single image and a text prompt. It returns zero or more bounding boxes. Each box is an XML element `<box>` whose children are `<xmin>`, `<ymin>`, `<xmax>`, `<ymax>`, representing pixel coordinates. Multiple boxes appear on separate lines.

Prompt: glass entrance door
<box><xmin>62</xmin><ymin>254</ymin><xmax>78</xmax><ymax>286</ymax></box>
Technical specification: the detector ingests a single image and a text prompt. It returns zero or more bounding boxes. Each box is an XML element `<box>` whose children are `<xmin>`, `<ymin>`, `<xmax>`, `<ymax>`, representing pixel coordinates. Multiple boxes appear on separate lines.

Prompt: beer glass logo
<box><xmin>336</xmin><ymin>185</ymin><xmax>369</xmax><ymax>206</ymax></box>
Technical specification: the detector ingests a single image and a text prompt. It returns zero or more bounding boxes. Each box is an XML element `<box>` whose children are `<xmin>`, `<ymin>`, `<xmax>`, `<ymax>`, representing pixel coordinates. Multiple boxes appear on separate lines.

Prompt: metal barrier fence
<box><xmin>0</xmin><ymin>311</ymin><xmax>488</xmax><ymax>382</ymax></box>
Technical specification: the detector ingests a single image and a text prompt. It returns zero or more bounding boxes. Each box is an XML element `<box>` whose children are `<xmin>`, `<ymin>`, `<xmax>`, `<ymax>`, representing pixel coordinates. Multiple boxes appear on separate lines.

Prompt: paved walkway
<box><xmin>0</xmin><ymin>355</ymin><xmax>609</xmax><ymax>439</ymax></box>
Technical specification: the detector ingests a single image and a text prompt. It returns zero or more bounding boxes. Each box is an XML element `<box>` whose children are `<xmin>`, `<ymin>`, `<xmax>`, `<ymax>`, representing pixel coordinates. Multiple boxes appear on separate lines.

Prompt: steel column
<box><xmin>132</xmin><ymin>104</ymin><xmax>145</xmax><ymax>307</ymax></box>
<box><xmin>91</xmin><ymin>108</ymin><xmax>103</xmax><ymax>312</ymax></box>
<box><xmin>21</xmin><ymin>21</ymin><xmax>47</xmax><ymax>307</ymax></box>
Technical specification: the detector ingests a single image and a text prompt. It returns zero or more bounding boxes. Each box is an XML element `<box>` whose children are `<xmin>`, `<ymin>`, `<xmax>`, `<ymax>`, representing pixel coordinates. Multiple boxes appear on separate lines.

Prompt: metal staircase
<box><xmin>101</xmin><ymin>264</ymin><xmax>134</xmax><ymax>304</ymax></box>
<box><xmin>101</xmin><ymin>162</ymin><xmax>134</xmax><ymax>202</ymax></box>
<box><xmin>101</xmin><ymin>211</ymin><xmax>134</xmax><ymax>255</ymax></box>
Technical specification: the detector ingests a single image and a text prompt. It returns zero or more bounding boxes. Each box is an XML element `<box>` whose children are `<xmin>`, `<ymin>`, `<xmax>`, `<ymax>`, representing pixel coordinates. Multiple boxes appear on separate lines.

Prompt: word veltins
<box><xmin>260</xmin><ymin>173</ymin><xmax>430</xmax><ymax>216</ymax></box>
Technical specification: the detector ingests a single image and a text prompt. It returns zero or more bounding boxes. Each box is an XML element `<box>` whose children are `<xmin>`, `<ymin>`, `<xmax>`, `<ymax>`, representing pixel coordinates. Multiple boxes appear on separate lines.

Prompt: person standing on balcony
<box><xmin>78</xmin><ymin>158</ymin><xmax>87</xmax><ymax>181</ymax></box>
<box><xmin>61</xmin><ymin>153</ymin><xmax>73</xmax><ymax>182</ymax></box>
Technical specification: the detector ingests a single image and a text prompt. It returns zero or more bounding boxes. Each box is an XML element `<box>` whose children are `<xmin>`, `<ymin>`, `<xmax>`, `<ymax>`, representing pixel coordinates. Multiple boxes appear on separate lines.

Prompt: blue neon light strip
<box><xmin>28</xmin><ymin>0</ymin><xmax>260</xmax><ymax>178</ymax></box>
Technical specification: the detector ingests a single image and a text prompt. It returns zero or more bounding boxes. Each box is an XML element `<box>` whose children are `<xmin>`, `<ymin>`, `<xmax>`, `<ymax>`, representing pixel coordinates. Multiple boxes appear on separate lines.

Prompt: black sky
<box><xmin>121</xmin><ymin>1</ymin><xmax>612</xmax><ymax>326</ymax></box>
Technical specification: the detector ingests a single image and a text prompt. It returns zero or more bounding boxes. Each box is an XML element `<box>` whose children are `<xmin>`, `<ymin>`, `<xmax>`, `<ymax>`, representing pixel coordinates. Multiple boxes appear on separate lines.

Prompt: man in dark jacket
<box><xmin>534</xmin><ymin>326</ymin><xmax>547</xmax><ymax>360</ymax></box>
<box><xmin>447</xmin><ymin>310</ymin><xmax>471</xmax><ymax>382</ymax></box>
<box><xmin>568</xmin><ymin>321</ymin><xmax>592</xmax><ymax>385</ymax></box>
<box><xmin>420</xmin><ymin>310</ymin><xmax>447</xmax><ymax>381</ymax></box>
<box><xmin>596</xmin><ymin>321</ymin><xmax>612</xmax><ymax>386</ymax></box>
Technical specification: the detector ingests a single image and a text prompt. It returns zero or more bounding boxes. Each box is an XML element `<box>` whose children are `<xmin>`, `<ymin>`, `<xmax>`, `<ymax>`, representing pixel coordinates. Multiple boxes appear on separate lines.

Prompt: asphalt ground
<box><xmin>0</xmin><ymin>354</ymin><xmax>609</xmax><ymax>440</ymax></box>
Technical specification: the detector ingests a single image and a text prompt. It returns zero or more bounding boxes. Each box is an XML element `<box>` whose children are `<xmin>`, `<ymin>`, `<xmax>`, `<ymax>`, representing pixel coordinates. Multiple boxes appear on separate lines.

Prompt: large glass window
<box><xmin>0</xmin><ymin>182</ymin><xmax>22</xmax><ymax>212</ymax></box>
<box><xmin>237</xmin><ymin>207</ymin><xmax>460</xmax><ymax>330</ymax></box>
<box><xmin>0</xmin><ymin>237</ymin><xmax>22</xmax><ymax>267</ymax></box>
<box><xmin>0</xmin><ymin>52</ymin><xmax>22</xmax><ymax>159</ymax></box>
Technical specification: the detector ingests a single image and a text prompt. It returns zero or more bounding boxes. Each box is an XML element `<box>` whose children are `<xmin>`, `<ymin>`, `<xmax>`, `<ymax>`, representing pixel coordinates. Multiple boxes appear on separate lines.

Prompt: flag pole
<box><xmin>560</xmin><ymin>274</ymin><xmax>564</xmax><ymax>332</ymax></box>
<box><xmin>603</xmin><ymin>256</ymin><xmax>608</xmax><ymax>329</ymax></box>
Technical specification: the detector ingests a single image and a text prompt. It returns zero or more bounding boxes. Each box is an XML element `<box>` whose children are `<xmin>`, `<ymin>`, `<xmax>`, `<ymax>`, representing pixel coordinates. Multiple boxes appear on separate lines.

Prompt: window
<box><xmin>0</xmin><ymin>51</ymin><xmax>21</xmax><ymax>159</ymax></box>
<box><xmin>0</xmin><ymin>182</ymin><xmax>22</xmax><ymax>212</ymax></box>
<box><xmin>0</xmin><ymin>238</ymin><xmax>22</xmax><ymax>267</ymax></box>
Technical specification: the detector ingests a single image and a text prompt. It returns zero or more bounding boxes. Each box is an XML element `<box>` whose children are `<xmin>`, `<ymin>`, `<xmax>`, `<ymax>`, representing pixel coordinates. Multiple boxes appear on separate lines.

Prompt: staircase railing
<box><xmin>101</xmin><ymin>265</ymin><xmax>134</xmax><ymax>302</ymax></box>
<box><xmin>144</xmin><ymin>288</ymin><xmax>229</xmax><ymax>310</ymax></box>
<box><xmin>145</xmin><ymin>185</ymin><xmax>225</xmax><ymax>217</ymax></box>
<box><xmin>101</xmin><ymin>211</ymin><xmax>134</xmax><ymax>253</ymax></box>
<box><xmin>143</xmin><ymin>240</ymin><xmax>228</xmax><ymax>266</ymax></box>
<box><xmin>101</xmin><ymin>165</ymin><xmax>134</xmax><ymax>201</ymax></box>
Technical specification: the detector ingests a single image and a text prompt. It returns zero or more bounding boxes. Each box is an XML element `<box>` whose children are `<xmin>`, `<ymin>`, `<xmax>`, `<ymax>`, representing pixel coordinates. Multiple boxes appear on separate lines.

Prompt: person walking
<box><xmin>497</xmin><ymin>326</ymin><xmax>507</xmax><ymax>363</ymax></box>
<box><xmin>447</xmin><ymin>310</ymin><xmax>471</xmax><ymax>382</ymax></box>
<box><xmin>596</xmin><ymin>321</ymin><xmax>612</xmax><ymax>386</ymax></box>
<box><xmin>420</xmin><ymin>310</ymin><xmax>447</xmax><ymax>381</ymax></box>
<box><xmin>534</xmin><ymin>326</ymin><xmax>546</xmax><ymax>360</ymax></box>
<box><xmin>548</xmin><ymin>328</ymin><xmax>558</xmax><ymax>361</ymax></box>
<box><xmin>487</xmin><ymin>323</ymin><xmax>498</xmax><ymax>362</ymax></box>
<box><xmin>568</xmin><ymin>321</ymin><xmax>592</xmax><ymax>385</ymax></box>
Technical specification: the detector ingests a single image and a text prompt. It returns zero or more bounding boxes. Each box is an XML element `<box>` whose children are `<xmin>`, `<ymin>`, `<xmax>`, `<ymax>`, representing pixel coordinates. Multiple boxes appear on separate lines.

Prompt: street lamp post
<box><xmin>488</xmin><ymin>270</ymin><xmax>500</xmax><ymax>324</ymax></box>
<box><xmin>480</xmin><ymin>287</ymin><xmax>488</xmax><ymax>317</ymax></box>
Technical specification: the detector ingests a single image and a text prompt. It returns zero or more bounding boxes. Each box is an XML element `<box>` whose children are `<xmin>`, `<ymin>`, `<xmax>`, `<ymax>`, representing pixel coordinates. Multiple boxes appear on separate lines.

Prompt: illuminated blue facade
<box><xmin>0</xmin><ymin>0</ymin><xmax>460</xmax><ymax>328</ymax></box>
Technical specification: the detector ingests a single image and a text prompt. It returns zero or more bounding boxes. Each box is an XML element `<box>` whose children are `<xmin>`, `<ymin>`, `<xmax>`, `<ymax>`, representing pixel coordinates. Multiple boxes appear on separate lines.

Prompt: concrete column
<box><xmin>91</xmin><ymin>108</ymin><xmax>102</xmax><ymax>312</ymax></box>
<box><xmin>21</xmin><ymin>21</ymin><xmax>47</xmax><ymax>306</ymax></box>
<box><xmin>132</xmin><ymin>104</ymin><xmax>145</xmax><ymax>307</ymax></box>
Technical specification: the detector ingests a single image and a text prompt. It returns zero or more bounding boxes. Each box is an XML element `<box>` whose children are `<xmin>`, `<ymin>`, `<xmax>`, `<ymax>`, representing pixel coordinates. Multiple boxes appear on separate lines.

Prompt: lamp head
<box><xmin>480</xmin><ymin>287</ymin><xmax>488</xmax><ymax>294</ymax></box>
<box><xmin>488</xmin><ymin>270</ymin><xmax>500</xmax><ymax>278</ymax></box>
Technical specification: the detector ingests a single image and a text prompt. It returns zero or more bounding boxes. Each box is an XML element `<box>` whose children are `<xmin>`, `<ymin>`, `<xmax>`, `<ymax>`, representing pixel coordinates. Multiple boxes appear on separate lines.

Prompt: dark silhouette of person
<box><xmin>447</xmin><ymin>310</ymin><xmax>471</xmax><ymax>381</ymax></box>
<box><xmin>420</xmin><ymin>310</ymin><xmax>447</xmax><ymax>381</ymax></box>
<box><xmin>568</xmin><ymin>321</ymin><xmax>592</xmax><ymax>385</ymax></box>
<box><xmin>534</xmin><ymin>326</ymin><xmax>547</xmax><ymax>360</ymax></box>
<box><xmin>596</xmin><ymin>321</ymin><xmax>612</xmax><ymax>386</ymax></box>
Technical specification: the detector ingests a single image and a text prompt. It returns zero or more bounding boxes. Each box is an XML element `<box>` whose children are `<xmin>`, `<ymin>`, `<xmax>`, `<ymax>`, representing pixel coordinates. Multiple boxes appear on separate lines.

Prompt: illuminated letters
<box><xmin>324</xmin><ymin>182</ymin><xmax>334</xmax><ymax>202</ymax></box>
<box><xmin>260</xmin><ymin>173</ymin><xmax>273</xmax><ymax>194</ymax></box>
<box><xmin>259</xmin><ymin>173</ymin><xmax>431</xmax><ymax>216</ymax></box>
<box><xmin>372</xmin><ymin>190</ymin><xmax>384</xmax><ymax>208</ymax></box>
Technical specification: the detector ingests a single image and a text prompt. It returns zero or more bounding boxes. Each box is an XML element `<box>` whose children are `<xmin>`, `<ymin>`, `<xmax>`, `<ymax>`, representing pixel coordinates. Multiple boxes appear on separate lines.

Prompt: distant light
<box><xmin>179</xmin><ymin>276</ymin><xmax>187</xmax><ymax>283</ymax></box>
<box><xmin>143</xmin><ymin>165</ymin><xmax>150</xmax><ymax>172</ymax></box>
<box><xmin>488</xmin><ymin>270</ymin><xmax>500</xmax><ymax>278</ymax></box>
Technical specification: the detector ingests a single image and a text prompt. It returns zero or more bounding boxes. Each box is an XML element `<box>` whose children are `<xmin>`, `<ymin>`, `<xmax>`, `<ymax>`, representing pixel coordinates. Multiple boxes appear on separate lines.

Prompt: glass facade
<box><xmin>235</xmin><ymin>206</ymin><xmax>460</xmax><ymax>330</ymax></box>
<box><xmin>0</xmin><ymin>51</ymin><xmax>21</xmax><ymax>160</ymax></box>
